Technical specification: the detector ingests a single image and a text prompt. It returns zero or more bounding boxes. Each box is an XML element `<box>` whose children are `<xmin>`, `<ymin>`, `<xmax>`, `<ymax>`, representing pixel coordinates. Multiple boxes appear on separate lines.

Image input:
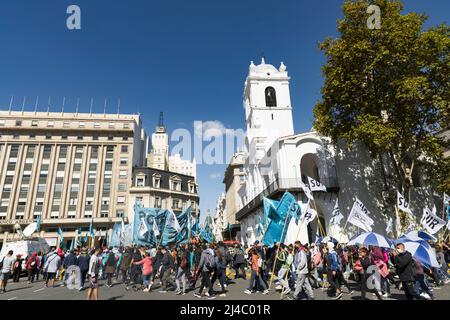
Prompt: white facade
<box><xmin>147</xmin><ymin>125</ymin><xmax>169</xmax><ymax>170</ymax></box>
<box><xmin>169</xmin><ymin>153</ymin><xmax>197</xmax><ymax>180</ymax></box>
<box><xmin>233</xmin><ymin>59</ymin><xmax>435</xmax><ymax>245</ymax></box>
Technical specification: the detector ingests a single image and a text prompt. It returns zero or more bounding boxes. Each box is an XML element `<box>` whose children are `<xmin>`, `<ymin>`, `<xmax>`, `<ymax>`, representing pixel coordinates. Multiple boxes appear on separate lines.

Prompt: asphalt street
<box><xmin>0</xmin><ymin>274</ymin><xmax>449</xmax><ymax>300</ymax></box>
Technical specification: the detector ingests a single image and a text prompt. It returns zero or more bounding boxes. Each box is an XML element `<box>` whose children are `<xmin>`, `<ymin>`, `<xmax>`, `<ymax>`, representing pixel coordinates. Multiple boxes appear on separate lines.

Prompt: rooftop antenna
<box><xmin>21</xmin><ymin>96</ymin><xmax>26</xmax><ymax>114</ymax></box>
<box><xmin>8</xmin><ymin>95</ymin><xmax>13</xmax><ymax>113</ymax></box>
<box><xmin>75</xmin><ymin>97</ymin><xmax>80</xmax><ymax>115</ymax></box>
<box><xmin>47</xmin><ymin>96</ymin><xmax>51</xmax><ymax>114</ymax></box>
<box><xmin>34</xmin><ymin>96</ymin><xmax>39</xmax><ymax>114</ymax></box>
<box><xmin>117</xmin><ymin>98</ymin><xmax>121</xmax><ymax>117</ymax></box>
<box><xmin>89</xmin><ymin>98</ymin><xmax>93</xmax><ymax>116</ymax></box>
<box><xmin>61</xmin><ymin>96</ymin><xmax>66</xmax><ymax>115</ymax></box>
<box><xmin>159</xmin><ymin>111</ymin><xmax>164</xmax><ymax>127</ymax></box>
<box><xmin>103</xmin><ymin>98</ymin><xmax>107</xmax><ymax>117</ymax></box>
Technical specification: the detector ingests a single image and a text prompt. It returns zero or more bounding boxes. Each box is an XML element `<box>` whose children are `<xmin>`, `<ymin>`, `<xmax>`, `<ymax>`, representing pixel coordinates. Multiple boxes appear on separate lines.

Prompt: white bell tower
<box><xmin>243</xmin><ymin>58</ymin><xmax>294</xmax><ymax>158</ymax></box>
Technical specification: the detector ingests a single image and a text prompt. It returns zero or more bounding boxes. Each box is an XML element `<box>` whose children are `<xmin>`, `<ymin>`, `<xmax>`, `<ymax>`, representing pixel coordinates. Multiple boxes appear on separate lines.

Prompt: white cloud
<box><xmin>208</xmin><ymin>172</ymin><xmax>222</xmax><ymax>180</ymax></box>
<box><xmin>194</xmin><ymin>120</ymin><xmax>234</xmax><ymax>140</ymax></box>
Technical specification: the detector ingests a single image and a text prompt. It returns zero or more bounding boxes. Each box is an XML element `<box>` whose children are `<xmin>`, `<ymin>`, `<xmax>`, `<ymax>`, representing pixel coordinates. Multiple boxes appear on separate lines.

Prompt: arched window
<box><xmin>265</xmin><ymin>87</ymin><xmax>277</xmax><ymax>107</ymax></box>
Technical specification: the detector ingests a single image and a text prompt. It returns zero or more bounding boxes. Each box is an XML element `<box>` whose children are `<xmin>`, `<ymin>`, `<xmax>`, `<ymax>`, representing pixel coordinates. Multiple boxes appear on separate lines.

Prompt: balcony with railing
<box><xmin>235</xmin><ymin>177</ymin><xmax>339</xmax><ymax>221</ymax></box>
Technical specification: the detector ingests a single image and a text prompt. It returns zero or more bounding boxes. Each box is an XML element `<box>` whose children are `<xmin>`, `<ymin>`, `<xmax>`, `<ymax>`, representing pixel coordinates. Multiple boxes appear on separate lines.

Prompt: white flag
<box><xmin>152</xmin><ymin>221</ymin><xmax>160</xmax><ymax>237</ymax></box>
<box><xmin>330</xmin><ymin>199</ymin><xmax>344</xmax><ymax>226</ymax></box>
<box><xmin>300</xmin><ymin>181</ymin><xmax>314</xmax><ymax>201</ymax></box>
<box><xmin>347</xmin><ymin>199</ymin><xmax>374</xmax><ymax>232</ymax></box>
<box><xmin>301</xmin><ymin>201</ymin><xmax>317</xmax><ymax>226</ymax></box>
<box><xmin>385</xmin><ymin>217</ymin><xmax>393</xmax><ymax>234</ymax></box>
<box><xmin>97</xmin><ymin>229</ymin><xmax>102</xmax><ymax>240</ymax></box>
<box><xmin>166</xmin><ymin>210</ymin><xmax>181</xmax><ymax>232</ymax></box>
<box><xmin>138</xmin><ymin>218</ymin><xmax>149</xmax><ymax>237</ymax></box>
<box><xmin>307</xmin><ymin>176</ymin><xmax>327</xmax><ymax>192</ymax></box>
<box><xmin>397</xmin><ymin>191</ymin><xmax>413</xmax><ymax>216</ymax></box>
<box><xmin>444</xmin><ymin>193</ymin><xmax>450</xmax><ymax>205</ymax></box>
<box><xmin>420</xmin><ymin>207</ymin><xmax>446</xmax><ymax>235</ymax></box>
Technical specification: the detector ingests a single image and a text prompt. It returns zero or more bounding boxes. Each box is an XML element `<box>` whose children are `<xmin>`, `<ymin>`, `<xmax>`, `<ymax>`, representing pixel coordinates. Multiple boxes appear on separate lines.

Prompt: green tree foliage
<box><xmin>314</xmin><ymin>0</ymin><xmax>449</xmax><ymax>196</ymax></box>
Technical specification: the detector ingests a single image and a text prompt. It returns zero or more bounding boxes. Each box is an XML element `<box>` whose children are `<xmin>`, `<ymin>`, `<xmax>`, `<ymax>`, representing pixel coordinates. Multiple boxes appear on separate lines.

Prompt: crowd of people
<box><xmin>1</xmin><ymin>239</ymin><xmax>449</xmax><ymax>300</ymax></box>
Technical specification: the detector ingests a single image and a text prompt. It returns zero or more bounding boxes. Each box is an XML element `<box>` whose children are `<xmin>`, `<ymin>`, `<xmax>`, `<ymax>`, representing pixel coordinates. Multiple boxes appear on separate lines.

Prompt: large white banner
<box><xmin>347</xmin><ymin>199</ymin><xmax>374</xmax><ymax>232</ymax></box>
<box><xmin>307</xmin><ymin>176</ymin><xmax>327</xmax><ymax>192</ymax></box>
<box><xmin>420</xmin><ymin>207</ymin><xmax>446</xmax><ymax>235</ymax></box>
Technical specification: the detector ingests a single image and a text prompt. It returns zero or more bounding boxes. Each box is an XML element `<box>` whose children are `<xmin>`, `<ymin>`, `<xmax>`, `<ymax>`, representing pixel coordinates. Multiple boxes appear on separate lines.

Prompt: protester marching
<box><xmin>0</xmin><ymin>189</ymin><xmax>449</xmax><ymax>301</ymax></box>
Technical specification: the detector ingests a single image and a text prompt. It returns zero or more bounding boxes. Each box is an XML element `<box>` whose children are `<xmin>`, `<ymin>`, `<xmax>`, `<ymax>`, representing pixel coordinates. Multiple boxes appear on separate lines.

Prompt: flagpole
<box><xmin>268</xmin><ymin>210</ymin><xmax>291</xmax><ymax>290</ymax></box>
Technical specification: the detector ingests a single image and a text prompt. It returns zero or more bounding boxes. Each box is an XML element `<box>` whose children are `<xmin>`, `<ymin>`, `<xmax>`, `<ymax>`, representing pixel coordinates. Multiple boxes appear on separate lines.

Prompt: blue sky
<box><xmin>0</xmin><ymin>0</ymin><xmax>448</xmax><ymax>223</ymax></box>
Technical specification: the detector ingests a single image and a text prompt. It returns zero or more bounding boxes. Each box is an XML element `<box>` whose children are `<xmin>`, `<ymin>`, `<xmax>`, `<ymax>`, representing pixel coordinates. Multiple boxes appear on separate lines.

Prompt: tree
<box><xmin>313</xmin><ymin>0</ymin><xmax>449</xmax><ymax>200</ymax></box>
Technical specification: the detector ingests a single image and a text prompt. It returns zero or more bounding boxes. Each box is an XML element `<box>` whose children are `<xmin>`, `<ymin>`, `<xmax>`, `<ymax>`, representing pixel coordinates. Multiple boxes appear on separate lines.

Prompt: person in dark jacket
<box><xmin>119</xmin><ymin>248</ymin><xmax>133</xmax><ymax>289</ymax></box>
<box><xmin>12</xmin><ymin>255</ymin><xmax>23</xmax><ymax>282</ymax></box>
<box><xmin>62</xmin><ymin>250</ymin><xmax>77</xmax><ymax>286</ymax></box>
<box><xmin>194</xmin><ymin>244</ymin><xmax>216</xmax><ymax>299</ymax></box>
<box><xmin>190</xmin><ymin>244</ymin><xmax>203</xmax><ymax>288</ymax></box>
<box><xmin>151</xmin><ymin>247</ymin><xmax>163</xmax><ymax>283</ymax></box>
<box><xmin>358</xmin><ymin>247</ymin><xmax>382</xmax><ymax>300</ymax></box>
<box><xmin>104</xmin><ymin>251</ymin><xmax>116</xmax><ymax>287</ymax></box>
<box><xmin>393</xmin><ymin>243</ymin><xmax>421</xmax><ymax>300</ymax></box>
<box><xmin>76</xmin><ymin>248</ymin><xmax>90</xmax><ymax>290</ymax></box>
<box><xmin>233</xmin><ymin>244</ymin><xmax>247</xmax><ymax>280</ymax></box>
<box><xmin>159</xmin><ymin>247</ymin><xmax>175</xmax><ymax>292</ymax></box>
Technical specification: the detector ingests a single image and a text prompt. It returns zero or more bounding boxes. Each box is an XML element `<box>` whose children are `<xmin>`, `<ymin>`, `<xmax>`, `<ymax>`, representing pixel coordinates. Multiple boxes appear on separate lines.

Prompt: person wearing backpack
<box><xmin>214</xmin><ymin>248</ymin><xmax>228</xmax><ymax>297</ymax></box>
<box><xmin>26</xmin><ymin>252</ymin><xmax>40</xmax><ymax>283</ymax></box>
<box><xmin>325</xmin><ymin>242</ymin><xmax>351</xmax><ymax>299</ymax></box>
<box><xmin>233</xmin><ymin>244</ymin><xmax>247</xmax><ymax>280</ymax></box>
<box><xmin>291</xmin><ymin>243</ymin><xmax>314</xmax><ymax>300</ymax></box>
<box><xmin>194</xmin><ymin>244</ymin><xmax>216</xmax><ymax>299</ymax></box>
<box><xmin>12</xmin><ymin>254</ymin><xmax>23</xmax><ymax>282</ymax></box>
<box><xmin>244</xmin><ymin>248</ymin><xmax>269</xmax><ymax>295</ymax></box>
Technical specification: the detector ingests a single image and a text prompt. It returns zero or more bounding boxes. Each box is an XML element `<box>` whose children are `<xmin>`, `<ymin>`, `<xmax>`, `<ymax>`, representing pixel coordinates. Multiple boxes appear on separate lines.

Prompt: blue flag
<box><xmin>262</xmin><ymin>192</ymin><xmax>297</xmax><ymax>246</ymax></box>
<box><xmin>36</xmin><ymin>215</ymin><xmax>42</xmax><ymax>232</ymax></box>
<box><xmin>57</xmin><ymin>227</ymin><xmax>65</xmax><ymax>249</ymax></box>
<box><xmin>89</xmin><ymin>217</ymin><xmax>94</xmax><ymax>238</ymax></box>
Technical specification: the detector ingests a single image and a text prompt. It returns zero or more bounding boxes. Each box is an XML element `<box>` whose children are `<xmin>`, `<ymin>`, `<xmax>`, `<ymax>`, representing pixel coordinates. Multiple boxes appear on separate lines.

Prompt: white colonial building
<box><xmin>233</xmin><ymin>58</ymin><xmax>434</xmax><ymax>245</ymax></box>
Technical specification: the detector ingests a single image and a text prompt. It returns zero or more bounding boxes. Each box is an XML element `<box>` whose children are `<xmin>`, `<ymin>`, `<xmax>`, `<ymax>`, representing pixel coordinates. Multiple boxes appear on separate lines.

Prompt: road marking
<box><xmin>8</xmin><ymin>297</ymin><xmax>17</xmax><ymax>300</ymax></box>
<box><xmin>34</xmin><ymin>288</ymin><xmax>45</xmax><ymax>292</ymax></box>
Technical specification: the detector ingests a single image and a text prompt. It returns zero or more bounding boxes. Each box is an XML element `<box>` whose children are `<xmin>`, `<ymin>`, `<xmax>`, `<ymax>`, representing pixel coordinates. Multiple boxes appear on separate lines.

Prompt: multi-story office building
<box><xmin>0</xmin><ymin>110</ymin><xmax>147</xmax><ymax>248</ymax></box>
<box><xmin>129</xmin><ymin>167</ymin><xmax>200</xmax><ymax>222</ymax></box>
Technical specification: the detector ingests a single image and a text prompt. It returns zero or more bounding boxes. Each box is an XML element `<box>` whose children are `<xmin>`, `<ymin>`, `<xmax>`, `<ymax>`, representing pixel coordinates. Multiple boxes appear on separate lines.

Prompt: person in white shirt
<box><xmin>87</xmin><ymin>248</ymin><xmax>101</xmax><ymax>301</ymax></box>
<box><xmin>0</xmin><ymin>250</ymin><xmax>15</xmax><ymax>293</ymax></box>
